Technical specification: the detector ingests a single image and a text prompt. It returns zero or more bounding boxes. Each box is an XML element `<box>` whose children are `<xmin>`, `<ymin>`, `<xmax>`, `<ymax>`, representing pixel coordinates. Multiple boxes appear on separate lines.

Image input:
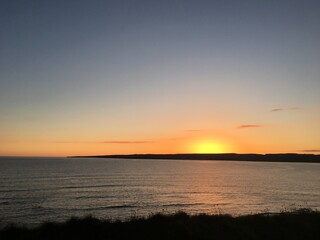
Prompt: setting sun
<box><xmin>190</xmin><ymin>140</ymin><xmax>229</xmax><ymax>153</ymax></box>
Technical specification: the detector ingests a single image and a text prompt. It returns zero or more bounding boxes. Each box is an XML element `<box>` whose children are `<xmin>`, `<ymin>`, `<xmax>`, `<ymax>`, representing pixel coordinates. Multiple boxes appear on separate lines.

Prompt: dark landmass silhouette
<box><xmin>71</xmin><ymin>153</ymin><xmax>320</xmax><ymax>163</ymax></box>
<box><xmin>1</xmin><ymin>209</ymin><xmax>319</xmax><ymax>240</ymax></box>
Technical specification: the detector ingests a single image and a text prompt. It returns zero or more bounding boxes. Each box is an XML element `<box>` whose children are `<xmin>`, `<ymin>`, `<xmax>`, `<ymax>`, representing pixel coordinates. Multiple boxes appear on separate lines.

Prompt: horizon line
<box><xmin>4</xmin><ymin>152</ymin><xmax>320</xmax><ymax>158</ymax></box>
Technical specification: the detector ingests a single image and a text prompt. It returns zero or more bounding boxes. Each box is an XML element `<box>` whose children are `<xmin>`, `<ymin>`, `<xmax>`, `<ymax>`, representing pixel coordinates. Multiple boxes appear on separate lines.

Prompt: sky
<box><xmin>1</xmin><ymin>0</ymin><xmax>320</xmax><ymax>156</ymax></box>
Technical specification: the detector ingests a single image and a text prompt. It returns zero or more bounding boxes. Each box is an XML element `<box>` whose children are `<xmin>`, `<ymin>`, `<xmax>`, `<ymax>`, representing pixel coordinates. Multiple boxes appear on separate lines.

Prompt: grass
<box><xmin>1</xmin><ymin>209</ymin><xmax>319</xmax><ymax>240</ymax></box>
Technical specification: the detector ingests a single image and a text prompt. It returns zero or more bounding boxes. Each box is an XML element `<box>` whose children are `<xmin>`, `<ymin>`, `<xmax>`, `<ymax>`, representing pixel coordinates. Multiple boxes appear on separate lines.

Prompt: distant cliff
<box><xmin>71</xmin><ymin>153</ymin><xmax>320</xmax><ymax>163</ymax></box>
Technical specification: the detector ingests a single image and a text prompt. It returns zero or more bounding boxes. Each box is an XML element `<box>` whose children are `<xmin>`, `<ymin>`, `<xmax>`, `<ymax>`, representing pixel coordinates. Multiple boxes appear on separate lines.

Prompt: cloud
<box><xmin>101</xmin><ymin>140</ymin><xmax>156</xmax><ymax>144</ymax></box>
<box><xmin>184</xmin><ymin>129</ymin><xmax>201</xmax><ymax>132</ymax></box>
<box><xmin>300</xmin><ymin>149</ymin><xmax>320</xmax><ymax>153</ymax></box>
<box><xmin>54</xmin><ymin>140</ymin><xmax>156</xmax><ymax>144</ymax></box>
<box><xmin>271</xmin><ymin>107</ymin><xmax>300</xmax><ymax>112</ymax></box>
<box><xmin>237</xmin><ymin>125</ymin><xmax>263</xmax><ymax>129</ymax></box>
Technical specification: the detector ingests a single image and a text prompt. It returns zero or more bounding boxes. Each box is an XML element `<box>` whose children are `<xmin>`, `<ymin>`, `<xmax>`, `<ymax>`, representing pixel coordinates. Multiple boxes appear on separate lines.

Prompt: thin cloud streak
<box><xmin>101</xmin><ymin>140</ymin><xmax>157</xmax><ymax>144</ymax></box>
<box><xmin>300</xmin><ymin>149</ymin><xmax>320</xmax><ymax>153</ymax></box>
<box><xmin>237</xmin><ymin>125</ymin><xmax>263</xmax><ymax>129</ymax></box>
<box><xmin>54</xmin><ymin>140</ymin><xmax>157</xmax><ymax>144</ymax></box>
<box><xmin>184</xmin><ymin>129</ymin><xmax>201</xmax><ymax>132</ymax></box>
<box><xmin>271</xmin><ymin>107</ymin><xmax>300</xmax><ymax>112</ymax></box>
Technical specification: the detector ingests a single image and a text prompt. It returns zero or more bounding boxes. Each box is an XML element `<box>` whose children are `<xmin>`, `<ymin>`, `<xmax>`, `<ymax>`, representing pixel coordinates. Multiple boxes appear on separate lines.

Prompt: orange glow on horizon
<box><xmin>0</xmin><ymin>132</ymin><xmax>312</xmax><ymax>157</ymax></box>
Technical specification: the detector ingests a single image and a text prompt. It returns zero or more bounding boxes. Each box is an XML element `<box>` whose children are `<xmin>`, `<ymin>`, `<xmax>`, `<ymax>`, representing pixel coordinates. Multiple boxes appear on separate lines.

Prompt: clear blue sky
<box><xmin>1</xmin><ymin>0</ymin><xmax>319</xmax><ymax>156</ymax></box>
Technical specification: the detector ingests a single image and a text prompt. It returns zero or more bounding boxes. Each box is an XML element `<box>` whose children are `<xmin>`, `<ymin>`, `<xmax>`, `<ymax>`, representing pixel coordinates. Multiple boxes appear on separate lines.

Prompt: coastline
<box><xmin>70</xmin><ymin>153</ymin><xmax>320</xmax><ymax>163</ymax></box>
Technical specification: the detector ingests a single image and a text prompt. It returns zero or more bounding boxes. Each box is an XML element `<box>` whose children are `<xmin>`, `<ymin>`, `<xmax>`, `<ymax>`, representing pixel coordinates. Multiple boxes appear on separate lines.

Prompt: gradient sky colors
<box><xmin>1</xmin><ymin>0</ymin><xmax>320</xmax><ymax>156</ymax></box>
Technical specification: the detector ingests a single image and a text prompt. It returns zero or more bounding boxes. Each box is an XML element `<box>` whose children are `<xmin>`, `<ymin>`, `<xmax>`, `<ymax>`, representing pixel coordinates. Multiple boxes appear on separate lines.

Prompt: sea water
<box><xmin>0</xmin><ymin>157</ymin><xmax>319</xmax><ymax>225</ymax></box>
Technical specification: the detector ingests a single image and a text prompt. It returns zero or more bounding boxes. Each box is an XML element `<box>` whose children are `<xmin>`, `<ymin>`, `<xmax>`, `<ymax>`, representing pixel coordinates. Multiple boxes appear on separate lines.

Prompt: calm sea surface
<box><xmin>0</xmin><ymin>157</ymin><xmax>319</xmax><ymax>225</ymax></box>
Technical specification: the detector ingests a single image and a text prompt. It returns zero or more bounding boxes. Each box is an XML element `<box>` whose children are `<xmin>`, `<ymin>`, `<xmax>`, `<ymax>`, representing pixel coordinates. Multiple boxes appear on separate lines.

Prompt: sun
<box><xmin>190</xmin><ymin>140</ymin><xmax>229</xmax><ymax>153</ymax></box>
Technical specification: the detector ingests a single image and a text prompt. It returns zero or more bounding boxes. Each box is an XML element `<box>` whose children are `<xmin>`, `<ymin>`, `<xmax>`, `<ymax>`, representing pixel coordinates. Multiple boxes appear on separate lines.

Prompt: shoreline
<box><xmin>70</xmin><ymin>153</ymin><xmax>320</xmax><ymax>163</ymax></box>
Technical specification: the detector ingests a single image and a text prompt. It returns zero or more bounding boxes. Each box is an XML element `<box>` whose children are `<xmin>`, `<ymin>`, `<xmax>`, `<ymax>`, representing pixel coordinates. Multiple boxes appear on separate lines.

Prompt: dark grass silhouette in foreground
<box><xmin>1</xmin><ymin>209</ymin><xmax>319</xmax><ymax>240</ymax></box>
<box><xmin>71</xmin><ymin>153</ymin><xmax>320</xmax><ymax>163</ymax></box>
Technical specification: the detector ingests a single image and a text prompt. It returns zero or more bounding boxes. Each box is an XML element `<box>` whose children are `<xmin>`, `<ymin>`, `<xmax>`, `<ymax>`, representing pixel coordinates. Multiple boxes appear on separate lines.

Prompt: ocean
<box><xmin>0</xmin><ymin>157</ymin><xmax>319</xmax><ymax>225</ymax></box>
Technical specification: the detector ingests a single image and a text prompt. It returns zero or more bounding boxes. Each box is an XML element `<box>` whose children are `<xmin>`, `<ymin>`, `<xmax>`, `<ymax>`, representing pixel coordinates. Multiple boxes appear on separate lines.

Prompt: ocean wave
<box><xmin>161</xmin><ymin>203</ymin><xmax>205</xmax><ymax>208</ymax></box>
<box><xmin>0</xmin><ymin>184</ymin><xmax>122</xmax><ymax>193</ymax></box>
<box><xmin>74</xmin><ymin>205</ymin><xmax>137</xmax><ymax>211</ymax></box>
<box><xmin>62</xmin><ymin>184</ymin><xmax>121</xmax><ymax>190</ymax></box>
<box><xmin>74</xmin><ymin>195</ymin><xmax>116</xmax><ymax>200</ymax></box>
